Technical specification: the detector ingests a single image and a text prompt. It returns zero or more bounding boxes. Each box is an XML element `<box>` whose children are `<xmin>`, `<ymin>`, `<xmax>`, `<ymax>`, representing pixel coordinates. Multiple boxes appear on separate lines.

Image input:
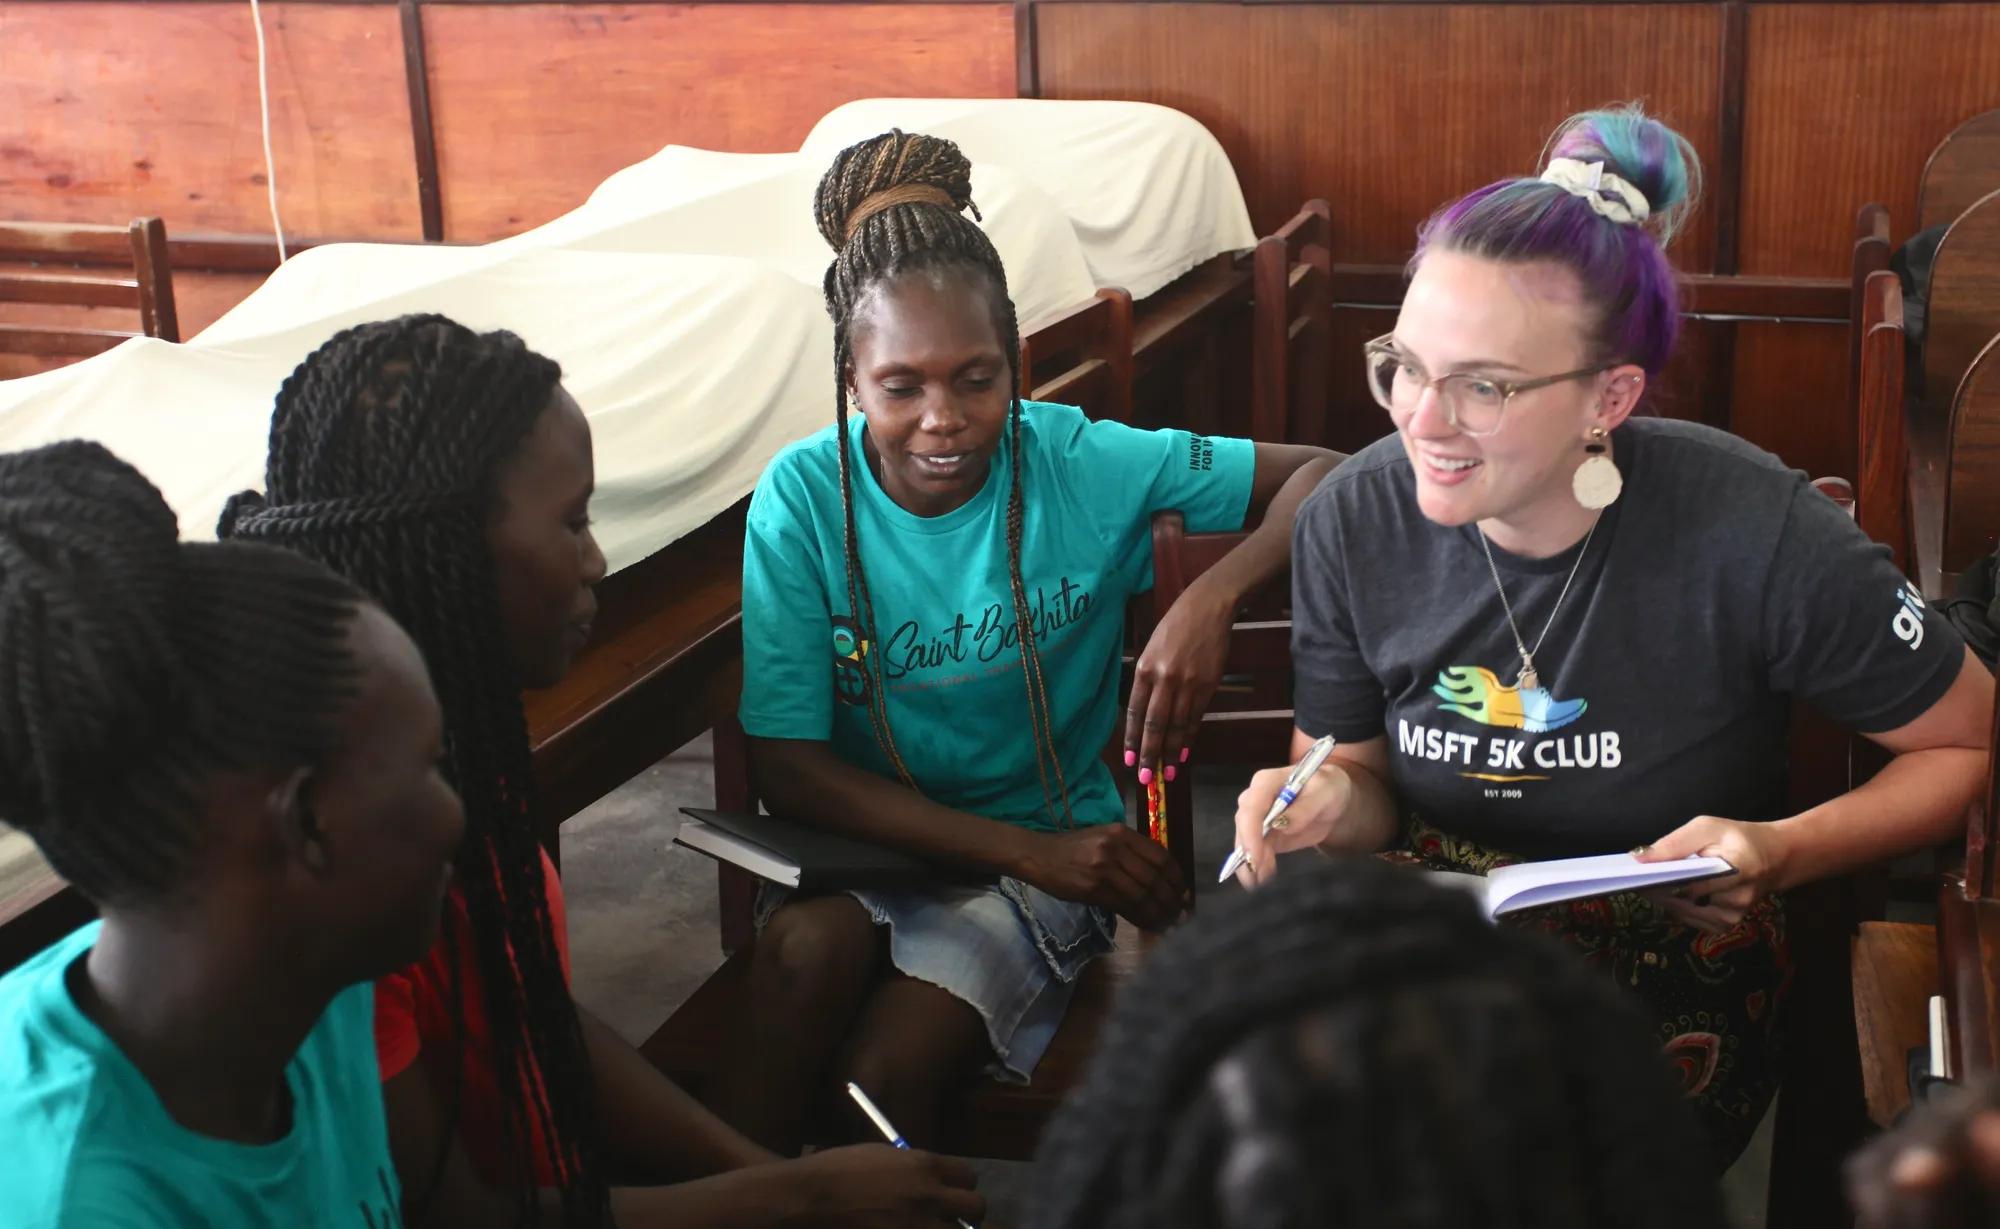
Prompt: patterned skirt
<box><xmin>1382</xmin><ymin>817</ymin><xmax>1792</xmax><ymax>1169</ymax></box>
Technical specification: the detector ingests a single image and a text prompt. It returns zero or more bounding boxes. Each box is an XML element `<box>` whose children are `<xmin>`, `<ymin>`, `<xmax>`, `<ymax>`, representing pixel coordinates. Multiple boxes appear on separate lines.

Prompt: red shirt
<box><xmin>376</xmin><ymin>848</ymin><xmax>570</xmax><ymax>1186</ymax></box>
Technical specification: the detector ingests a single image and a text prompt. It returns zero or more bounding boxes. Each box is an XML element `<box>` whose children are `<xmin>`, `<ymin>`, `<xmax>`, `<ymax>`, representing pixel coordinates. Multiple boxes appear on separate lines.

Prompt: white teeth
<box><xmin>921</xmin><ymin>454</ymin><xmax>964</xmax><ymax>465</ymax></box>
<box><xmin>1428</xmin><ymin>456</ymin><xmax>1479</xmax><ymax>472</ymax></box>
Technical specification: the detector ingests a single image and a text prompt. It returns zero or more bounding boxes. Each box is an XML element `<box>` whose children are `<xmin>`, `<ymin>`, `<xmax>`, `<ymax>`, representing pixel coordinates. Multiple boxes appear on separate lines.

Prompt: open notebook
<box><xmin>1428</xmin><ymin>853</ymin><xmax>1734</xmax><ymax>921</ymax></box>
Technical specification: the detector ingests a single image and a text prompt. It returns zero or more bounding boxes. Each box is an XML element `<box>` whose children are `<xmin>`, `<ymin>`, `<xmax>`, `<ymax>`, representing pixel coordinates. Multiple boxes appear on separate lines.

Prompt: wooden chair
<box><xmin>1142</xmin><ymin>511</ymin><xmax>1294</xmax><ymax>860</ymax></box>
<box><xmin>1946</xmin><ymin>332</ymin><xmax>2000</xmax><ymax>573</ymax></box>
<box><xmin>1915</xmin><ymin>187</ymin><xmax>2000</xmax><ymax>584</ymax></box>
<box><xmin>636</xmin><ymin>709</ymin><xmax>1154</xmax><ymax>1161</ymax></box>
<box><xmin>1851</xmin><ymin>204</ymin><xmax>1894</xmax><ymax>429</ymax></box>
<box><xmin>1919</xmin><ymin>109</ymin><xmax>2000</xmax><ymax>235</ymax></box>
<box><xmin>1920</xmin><ymin>187</ymin><xmax>2000</xmax><ymax>438</ymax></box>
<box><xmin>1250</xmin><ymin>199</ymin><xmax>1332</xmax><ymax>447</ymax></box>
<box><xmin>1856</xmin><ymin>270</ymin><xmax>1915</xmax><ymax>578</ymax></box>
<box><xmin>1018</xmin><ymin>288</ymin><xmax>1135</xmax><ymax>423</ymax></box>
<box><xmin>0</xmin><ymin>219</ymin><xmax>179</xmax><ymax>358</ymax></box>
<box><xmin>641</xmin><ymin>504</ymin><xmax>1274</xmax><ymax>1159</ymax></box>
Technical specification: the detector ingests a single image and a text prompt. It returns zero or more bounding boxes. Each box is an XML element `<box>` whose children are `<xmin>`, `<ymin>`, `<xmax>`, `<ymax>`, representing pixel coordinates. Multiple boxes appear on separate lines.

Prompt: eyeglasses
<box><xmin>1363</xmin><ymin>334</ymin><xmax>1610</xmax><ymax>437</ymax></box>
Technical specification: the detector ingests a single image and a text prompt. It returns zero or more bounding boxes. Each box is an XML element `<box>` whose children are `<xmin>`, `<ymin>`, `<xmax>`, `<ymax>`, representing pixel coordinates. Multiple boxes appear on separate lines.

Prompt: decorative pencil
<box><xmin>1145</xmin><ymin>765</ymin><xmax>1168</xmax><ymax>848</ymax></box>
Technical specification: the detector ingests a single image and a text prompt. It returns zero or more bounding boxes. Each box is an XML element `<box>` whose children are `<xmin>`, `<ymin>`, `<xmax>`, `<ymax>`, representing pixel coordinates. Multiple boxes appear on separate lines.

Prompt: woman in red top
<box><xmin>223</xmin><ymin>313</ymin><xmax>984</xmax><ymax>1229</ymax></box>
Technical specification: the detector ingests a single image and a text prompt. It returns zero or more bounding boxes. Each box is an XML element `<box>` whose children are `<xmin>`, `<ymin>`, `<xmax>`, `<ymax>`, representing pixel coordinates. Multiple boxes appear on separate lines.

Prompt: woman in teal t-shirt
<box><xmin>0</xmin><ymin>443</ymin><xmax>464</xmax><ymax>1228</ymax></box>
<box><xmin>716</xmin><ymin>130</ymin><xmax>1341</xmax><ymax>1151</ymax></box>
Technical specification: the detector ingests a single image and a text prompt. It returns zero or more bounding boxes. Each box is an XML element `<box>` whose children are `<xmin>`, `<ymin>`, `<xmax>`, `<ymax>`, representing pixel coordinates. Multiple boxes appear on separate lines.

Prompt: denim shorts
<box><xmin>757</xmin><ymin>878</ymin><xmax>1117</xmax><ymax>1082</ymax></box>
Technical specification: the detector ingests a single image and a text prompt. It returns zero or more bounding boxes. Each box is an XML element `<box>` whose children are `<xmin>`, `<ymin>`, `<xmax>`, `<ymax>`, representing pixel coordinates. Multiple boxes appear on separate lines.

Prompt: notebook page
<box><xmin>1486</xmin><ymin>853</ymin><xmax>1731</xmax><ymax>917</ymax></box>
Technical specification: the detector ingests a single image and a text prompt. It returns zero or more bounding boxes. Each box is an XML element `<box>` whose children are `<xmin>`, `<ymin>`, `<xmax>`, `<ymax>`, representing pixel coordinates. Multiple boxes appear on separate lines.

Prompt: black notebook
<box><xmin>674</xmin><ymin>809</ymin><xmax>945</xmax><ymax>891</ymax></box>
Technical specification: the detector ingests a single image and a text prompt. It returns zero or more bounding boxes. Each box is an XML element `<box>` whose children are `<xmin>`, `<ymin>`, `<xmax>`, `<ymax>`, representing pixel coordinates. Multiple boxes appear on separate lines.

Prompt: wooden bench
<box><xmin>1853</xmin><ymin>920</ymin><xmax>1940</xmax><ymax>1127</ymax></box>
<box><xmin>0</xmin><ymin>219</ymin><xmax>179</xmax><ymax>362</ymax></box>
<box><xmin>1250</xmin><ymin>199</ymin><xmax>1332</xmax><ymax>447</ymax></box>
<box><xmin>1919</xmin><ymin>109</ymin><xmax>2000</xmax><ymax>235</ymax></box>
<box><xmin>1019</xmin><ymin>288</ymin><xmax>1135</xmax><ymax>423</ymax></box>
<box><xmin>1945</xmin><ymin>331</ymin><xmax>2000</xmax><ymax>574</ymax></box>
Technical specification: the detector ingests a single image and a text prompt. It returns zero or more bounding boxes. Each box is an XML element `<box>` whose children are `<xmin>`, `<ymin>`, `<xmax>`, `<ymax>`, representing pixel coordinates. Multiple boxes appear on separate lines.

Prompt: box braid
<box><xmin>0</xmin><ymin>441</ymin><xmax>364</xmax><ymax>908</ymax></box>
<box><xmin>814</xmin><ymin>129</ymin><xmax>1074</xmax><ymax>826</ymax></box>
<box><xmin>1029</xmin><ymin>859</ymin><xmax>1728</xmax><ymax>1229</ymax></box>
<box><xmin>219</xmin><ymin>315</ymin><xmax>608</xmax><ymax>1229</ymax></box>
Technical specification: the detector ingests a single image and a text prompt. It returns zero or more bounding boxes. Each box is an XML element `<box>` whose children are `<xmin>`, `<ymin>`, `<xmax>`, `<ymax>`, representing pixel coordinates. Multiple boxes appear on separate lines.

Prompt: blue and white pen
<box><xmin>1216</xmin><ymin>734</ymin><xmax>1337</xmax><ymax>883</ymax></box>
<box><xmin>845</xmin><ymin>1081</ymin><xmax>979</xmax><ymax>1229</ymax></box>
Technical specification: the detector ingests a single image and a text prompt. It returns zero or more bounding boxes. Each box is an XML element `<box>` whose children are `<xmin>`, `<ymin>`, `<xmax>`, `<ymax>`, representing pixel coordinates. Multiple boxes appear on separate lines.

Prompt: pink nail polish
<box><xmin>1165</xmin><ymin>766</ymin><xmax>1177</xmax><ymax>782</ymax></box>
<box><xmin>1179</xmin><ymin>747</ymin><xmax>1190</xmax><ymax>763</ymax></box>
<box><xmin>1138</xmin><ymin>767</ymin><xmax>1154</xmax><ymax>785</ymax></box>
<box><xmin>1124</xmin><ymin>749</ymin><xmax>1137</xmax><ymax>768</ymax></box>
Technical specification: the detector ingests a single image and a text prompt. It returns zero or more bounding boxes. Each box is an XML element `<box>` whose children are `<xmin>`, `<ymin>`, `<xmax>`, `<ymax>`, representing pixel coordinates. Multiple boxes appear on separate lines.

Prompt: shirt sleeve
<box><xmin>1763</xmin><ymin>480</ymin><xmax>1965</xmax><ymax>733</ymax></box>
<box><xmin>1048</xmin><ymin>408</ymin><xmax>1255</xmax><ymax>535</ymax></box>
<box><xmin>1289</xmin><ymin>485</ymin><xmax>1386</xmax><ymax>742</ymax></box>
<box><xmin>373</xmin><ymin>966</ymin><xmax>422</xmax><ymax>1083</ymax></box>
<box><xmin>737</xmin><ymin>473</ymin><xmax>837</xmax><ymax>742</ymax></box>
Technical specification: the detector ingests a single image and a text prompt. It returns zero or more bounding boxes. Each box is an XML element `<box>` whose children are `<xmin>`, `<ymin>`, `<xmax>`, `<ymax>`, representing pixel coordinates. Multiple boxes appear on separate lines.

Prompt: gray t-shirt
<box><xmin>1292</xmin><ymin>417</ymin><xmax>1965</xmax><ymax>859</ymax></box>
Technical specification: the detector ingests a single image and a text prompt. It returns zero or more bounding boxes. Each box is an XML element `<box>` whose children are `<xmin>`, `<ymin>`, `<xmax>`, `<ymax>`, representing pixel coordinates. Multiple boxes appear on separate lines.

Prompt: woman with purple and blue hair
<box><xmin>1229</xmin><ymin>105</ymin><xmax>1993</xmax><ymax>1164</ymax></box>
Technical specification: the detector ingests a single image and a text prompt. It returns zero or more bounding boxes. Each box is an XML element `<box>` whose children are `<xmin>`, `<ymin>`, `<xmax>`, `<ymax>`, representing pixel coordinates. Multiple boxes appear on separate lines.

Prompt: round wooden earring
<box><xmin>1572</xmin><ymin>427</ymin><xmax>1623</xmax><ymax>509</ymax></box>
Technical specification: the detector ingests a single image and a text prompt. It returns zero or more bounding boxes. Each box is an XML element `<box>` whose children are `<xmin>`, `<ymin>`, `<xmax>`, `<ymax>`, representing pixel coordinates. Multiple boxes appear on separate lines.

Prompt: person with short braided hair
<box><xmin>227</xmin><ymin>313</ymin><xmax>986</xmax><ymax>1229</ymax></box>
<box><xmin>719</xmin><ymin>129</ymin><xmax>1342</xmax><ymax>1151</ymax></box>
<box><xmin>1026</xmin><ymin>859</ymin><xmax>1728</xmax><ymax>1229</ymax></box>
<box><xmin>0</xmin><ymin>440</ymin><xmax>463</xmax><ymax>1227</ymax></box>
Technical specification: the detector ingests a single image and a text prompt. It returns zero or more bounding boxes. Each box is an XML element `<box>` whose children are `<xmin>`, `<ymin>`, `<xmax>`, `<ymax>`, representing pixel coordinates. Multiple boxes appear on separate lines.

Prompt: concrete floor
<box><xmin>559</xmin><ymin>735</ymin><xmax>1773</xmax><ymax>1226</ymax></box>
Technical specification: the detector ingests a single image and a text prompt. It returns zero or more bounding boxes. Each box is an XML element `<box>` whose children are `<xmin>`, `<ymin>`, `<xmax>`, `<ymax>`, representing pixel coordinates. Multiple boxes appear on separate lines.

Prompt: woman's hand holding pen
<box><xmin>1229</xmin><ymin>760</ymin><xmax>1356</xmax><ymax>888</ymax></box>
<box><xmin>1018</xmin><ymin>824</ymin><xmax>1189</xmax><ymax>931</ymax></box>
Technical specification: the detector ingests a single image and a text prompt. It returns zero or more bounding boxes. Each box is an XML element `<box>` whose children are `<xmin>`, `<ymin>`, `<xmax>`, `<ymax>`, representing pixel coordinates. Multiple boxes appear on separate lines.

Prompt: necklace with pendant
<box><xmin>1476</xmin><ymin>515</ymin><xmax>1600</xmax><ymax>692</ymax></box>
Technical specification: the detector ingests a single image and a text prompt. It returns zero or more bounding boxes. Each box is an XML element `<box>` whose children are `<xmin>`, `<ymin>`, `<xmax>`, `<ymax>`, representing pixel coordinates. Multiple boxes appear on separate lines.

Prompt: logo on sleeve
<box><xmin>1892</xmin><ymin>582</ymin><xmax>1926</xmax><ymax>651</ymax></box>
<box><xmin>1186</xmin><ymin>435</ymin><xmax>1215</xmax><ymax>471</ymax></box>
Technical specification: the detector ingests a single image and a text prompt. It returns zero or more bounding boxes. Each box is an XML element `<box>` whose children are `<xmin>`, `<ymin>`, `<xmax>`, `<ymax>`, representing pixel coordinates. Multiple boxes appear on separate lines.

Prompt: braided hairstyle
<box><xmin>0</xmin><ymin>441</ymin><xmax>364</xmax><ymax>907</ymax></box>
<box><xmin>219</xmin><ymin>315</ymin><xmax>608</xmax><ymax>1228</ymax></box>
<box><xmin>1030</xmin><ymin>859</ymin><xmax>1727</xmax><ymax>1229</ymax></box>
<box><xmin>815</xmin><ymin>130</ymin><xmax>1074</xmax><ymax>825</ymax></box>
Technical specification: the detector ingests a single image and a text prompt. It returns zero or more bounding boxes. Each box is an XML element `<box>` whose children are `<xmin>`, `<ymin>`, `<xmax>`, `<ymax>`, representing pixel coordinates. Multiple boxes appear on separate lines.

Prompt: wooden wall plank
<box><xmin>0</xmin><ymin>3</ymin><xmax>422</xmax><ymax>240</ymax></box>
<box><xmin>1742</xmin><ymin>3</ymin><xmax>2000</xmax><ymax>277</ymax></box>
<box><xmin>423</xmin><ymin>3</ymin><xmax>1016</xmax><ymax>242</ymax></box>
<box><xmin>1730</xmin><ymin>321</ymin><xmax>1853</xmax><ymax>479</ymax></box>
<box><xmin>1035</xmin><ymin>3</ymin><xmax>1723</xmax><ymax>270</ymax></box>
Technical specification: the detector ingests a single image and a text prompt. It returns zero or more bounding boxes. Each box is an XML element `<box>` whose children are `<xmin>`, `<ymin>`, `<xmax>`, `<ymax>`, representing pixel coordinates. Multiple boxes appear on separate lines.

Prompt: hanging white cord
<box><xmin>248</xmin><ymin>0</ymin><xmax>288</xmax><ymax>263</ymax></box>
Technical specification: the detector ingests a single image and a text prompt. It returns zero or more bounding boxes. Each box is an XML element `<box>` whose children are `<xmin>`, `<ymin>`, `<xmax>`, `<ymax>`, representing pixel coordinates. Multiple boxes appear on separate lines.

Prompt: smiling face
<box><xmin>1390</xmin><ymin>250</ymin><xmax>1644</xmax><ymax>550</ymax></box>
<box><xmin>847</xmin><ymin>267</ymin><xmax>1014</xmax><ymax>519</ymax></box>
<box><xmin>487</xmin><ymin>386</ymin><xmax>607</xmax><ymax>690</ymax></box>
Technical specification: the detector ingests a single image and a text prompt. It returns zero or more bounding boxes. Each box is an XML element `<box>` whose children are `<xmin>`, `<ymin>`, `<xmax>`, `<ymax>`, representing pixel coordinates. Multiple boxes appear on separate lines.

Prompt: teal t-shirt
<box><xmin>0</xmin><ymin>923</ymin><xmax>402</xmax><ymax>1228</ymax></box>
<box><xmin>740</xmin><ymin>401</ymin><xmax>1255</xmax><ymax>830</ymax></box>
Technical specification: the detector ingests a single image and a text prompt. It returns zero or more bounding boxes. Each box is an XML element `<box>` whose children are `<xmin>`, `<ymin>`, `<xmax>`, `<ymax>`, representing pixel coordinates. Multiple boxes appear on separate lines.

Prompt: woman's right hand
<box><xmin>1231</xmin><ymin>760</ymin><xmax>1356</xmax><ymax>888</ymax></box>
<box><xmin>793</xmin><ymin>1144</ymin><xmax>986</xmax><ymax>1228</ymax></box>
<box><xmin>1019</xmin><ymin>823</ymin><xmax>1188</xmax><ymax>931</ymax></box>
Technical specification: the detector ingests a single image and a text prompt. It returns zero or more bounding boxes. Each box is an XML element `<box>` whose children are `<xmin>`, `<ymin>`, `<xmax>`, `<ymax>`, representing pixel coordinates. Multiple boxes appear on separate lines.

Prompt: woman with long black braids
<box><xmin>714</xmin><ymin>130</ymin><xmax>1343</xmax><ymax>1152</ymax></box>
<box><xmin>1027</xmin><ymin>859</ymin><xmax>1727</xmax><ymax>1229</ymax></box>
<box><xmin>0</xmin><ymin>441</ymin><xmax>463</xmax><ymax>1227</ymax></box>
<box><xmin>223</xmin><ymin>312</ymin><xmax>983</xmax><ymax>1228</ymax></box>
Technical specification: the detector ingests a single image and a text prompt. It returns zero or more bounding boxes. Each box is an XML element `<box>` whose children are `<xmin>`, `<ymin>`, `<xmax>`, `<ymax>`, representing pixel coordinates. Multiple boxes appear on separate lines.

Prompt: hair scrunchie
<box><xmin>1540</xmin><ymin>157</ymin><xmax>1652</xmax><ymax>226</ymax></box>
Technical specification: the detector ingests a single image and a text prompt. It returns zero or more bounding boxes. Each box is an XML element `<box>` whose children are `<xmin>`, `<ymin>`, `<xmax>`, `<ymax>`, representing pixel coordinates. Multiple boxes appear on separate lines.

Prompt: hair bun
<box><xmin>0</xmin><ymin>442</ymin><xmax>185</xmax><ymax>832</ymax></box>
<box><xmin>813</xmin><ymin>129</ymin><xmax>979</xmax><ymax>252</ymax></box>
<box><xmin>1542</xmin><ymin>104</ymin><xmax>1701</xmax><ymax>246</ymax></box>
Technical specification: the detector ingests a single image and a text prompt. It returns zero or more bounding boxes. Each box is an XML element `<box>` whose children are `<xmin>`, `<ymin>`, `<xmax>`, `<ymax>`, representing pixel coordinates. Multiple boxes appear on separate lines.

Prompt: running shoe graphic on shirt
<box><xmin>1432</xmin><ymin>665</ymin><xmax>1588</xmax><ymax>733</ymax></box>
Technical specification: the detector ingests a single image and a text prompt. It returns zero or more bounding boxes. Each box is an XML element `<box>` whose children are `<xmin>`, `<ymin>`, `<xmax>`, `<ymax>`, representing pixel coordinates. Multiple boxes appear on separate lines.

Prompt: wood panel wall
<box><xmin>422</xmin><ymin>3</ymin><xmax>1015</xmax><ymax>241</ymax></box>
<box><xmin>1032</xmin><ymin>1</ymin><xmax>2000</xmax><ymax>475</ymax></box>
<box><xmin>0</xmin><ymin>0</ymin><xmax>1014</xmax><ymax>327</ymax></box>
<box><xmin>8</xmin><ymin>0</ymin><xmax>2000</xmax><ymax>478</ymax></box>
<box><xmin>0</xmin><ymin>2</ymin><xmax>422</xmax><ymax>238</ymax></box>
